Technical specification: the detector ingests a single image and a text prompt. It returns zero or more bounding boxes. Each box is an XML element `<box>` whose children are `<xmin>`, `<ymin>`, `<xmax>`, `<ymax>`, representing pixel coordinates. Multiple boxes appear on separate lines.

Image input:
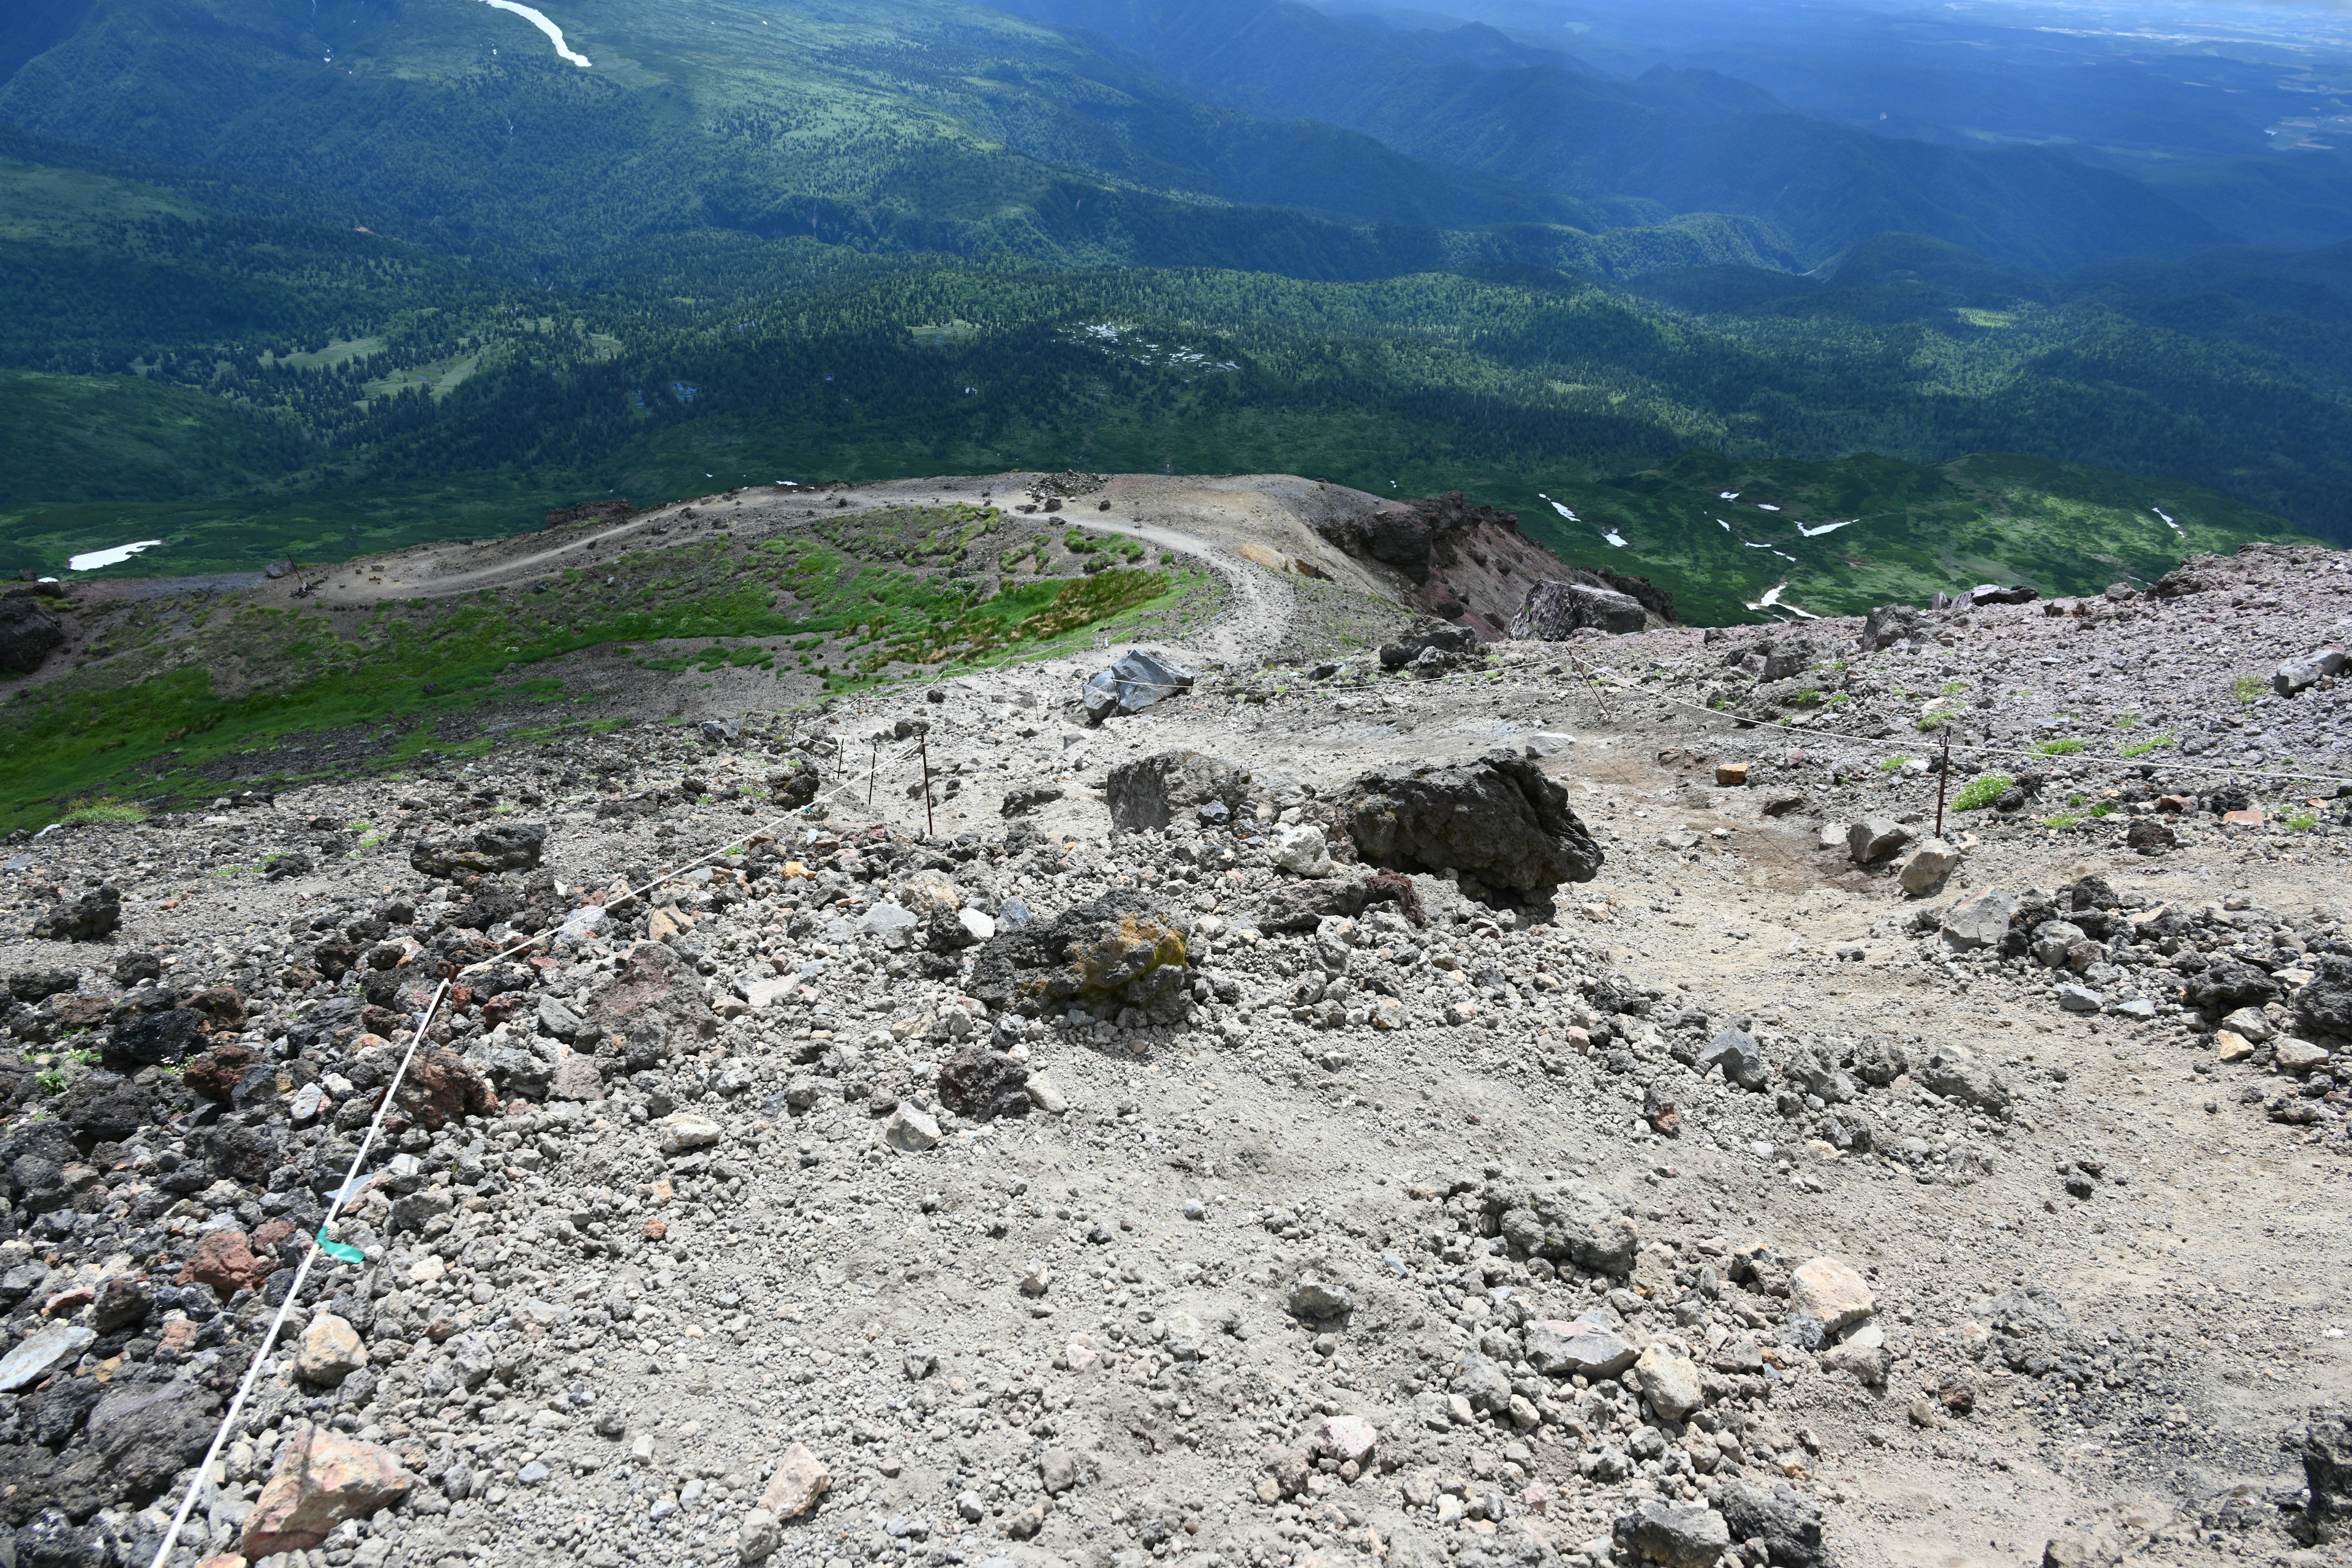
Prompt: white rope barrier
<box><xmin>147</xmin><ymin>732</ymin><xmax>931</xmax><ymax>1566</ymax></box>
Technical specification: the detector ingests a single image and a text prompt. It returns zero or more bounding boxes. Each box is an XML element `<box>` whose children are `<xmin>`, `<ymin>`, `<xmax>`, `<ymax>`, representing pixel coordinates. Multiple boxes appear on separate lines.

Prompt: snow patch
<box><xmin>67</xmin><ymin>540</ymin><xmax>164</xmax><ymax>571</ymax></box>
<box><xmin>481</xmin><ymin>0</ymin><xmax>592</xmax><ymax>68</ymax></box>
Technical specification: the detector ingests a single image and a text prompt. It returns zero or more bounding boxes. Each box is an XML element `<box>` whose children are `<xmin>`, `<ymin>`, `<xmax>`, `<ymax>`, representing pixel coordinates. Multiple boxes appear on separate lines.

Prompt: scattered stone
<box><xmin>2275</xmin><ymin>647</ymin><xmax>2348</xmax><ymax>696</ymax></box>
<box><xmin>1788</xmin><ymin>1257</ymin><xmax>1874</xmax><ymax>1336</ymax></box>
<box><xmin>1615</xmin><ymin>1497</ymin><xmax>1730</xmax><ymax>1567</ymax></box>
<box><xmin>884</xmin><ymin>1102</ymin><xmax>943</xmax><ymax>1152</ymax></box>
<box><xmin>936</xmin><ymin>1047</ymin><xmax>1030</xmax><ymax>1120</ymax></box>
<box><xmin>1938</xmin><ymin>888</ymin><xmax>2013</xmax><ymax>949</ymax></box>
<box><xmin>0</xmin><ymin>1322</ymin><xmax>95</xmax><ymax>1393</ymax></box>
<box><xmin>241</xmin><ymin>1425</ymin><xmax>415</xmax><ymax>1557</ymax></box>
<box><xmin>1001</xmin><ymin>785</ymin><xmax>1064</xmax><ymax>818</ymax></box>
<box><xmin>295</xmin><ymin>1313</ymin><xmax>368</xmax><ymax>1387</ymax></box>
<box><xmin>1525</xmin><ymin>1313</ymin><xmax>1638</xmax><ymax>1379</ymax></box>
<box><xmin>1273</xmin><ymin>824</ymin><xmax>1335</xmax><ymax>877</ymax></box>
<box><xmin>1287</xmin><ymin>1278</ymin><xmax>1354</xmax><ymax>1319</ymax></box>
<box><xmin>1635</xmin><ymin>1344</ymin><xmax>1704</xmax><ymax>1420</ymax></box>
<box><xmin>2275</xmin><ymin>1038</ymin><xmax>2333</xmax><ymax>1073</ymax></box>
<box><xmin>1847</xmin><ymin>816</ymin><xmax>1913</xmax><ymax>866</ymax></box>
<box><xmin>1716</xmin><ymin>1481</ymin><xmax>1826</xmax><ymax>1568</ymax></box>
<box><xmin>179</xmin><ymin>1229</ymin><xmax>275</xmax><ymax>1297</ymax></box>
<box><xmin>1311</xmin><ymin>1414</ymin><xmax>1378</xmax><ymax>1466</ymax></box>
<box><xmin>1698</xmin><ymin>1029</ymin><xmax>1768</xmax><ymax>1091</ymax></box>
<box><xmin>1897</xmin><ymin>838</ymin><xmax>1959</xmax><ymax>895</ymax></box>
<box><xmin>759</xmin><ymin>1442</ymin><xmax>832</xmax><ymax>1520</ymax></box>
<box><xmin>657</xmin><ymin>1112</ymin><xmax>722</xmax><ymax>1155</ymax></box>
<box><xmin>1039</xmin><ymin>1448</ymin><xmax>1080</xmax><ymax>1495</ymax></box>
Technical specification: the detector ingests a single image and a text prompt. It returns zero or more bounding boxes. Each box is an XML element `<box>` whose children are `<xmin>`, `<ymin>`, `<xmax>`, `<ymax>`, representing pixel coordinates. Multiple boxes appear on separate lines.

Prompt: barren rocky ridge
<box><xmin>0</xmin><ymin>477</ymin><xmax>2350</xmax><ymax>1568</ymax></box>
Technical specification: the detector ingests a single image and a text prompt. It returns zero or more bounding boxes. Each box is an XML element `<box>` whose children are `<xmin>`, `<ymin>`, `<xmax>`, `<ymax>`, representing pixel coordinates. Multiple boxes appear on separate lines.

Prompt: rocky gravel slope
<box><xmin>0</xmin><ymin>528</ymin><xmax>2348</xmax><ymax>1568</ymax></box>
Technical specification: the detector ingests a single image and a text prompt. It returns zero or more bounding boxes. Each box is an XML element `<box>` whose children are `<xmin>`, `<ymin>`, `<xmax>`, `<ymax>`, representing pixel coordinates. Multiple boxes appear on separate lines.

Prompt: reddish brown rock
<box><xmin>178</xmin><ymin>1230</ymin><xmax>276</xmax><ymax>1297</ymax></box>
<box><xmin>184</xmin><ymin>1042</ymin><xmax>257</xmax><ymax>1104</ymax></box>
<box><xmin>241</xmin><ymin>1425</ymin><xmax>413</xmax><ymax>1556</ymax></box>
<box><xmin>391</xmin><ymin>1049</ymin><xmax>499</xmax><ymax>1131</ymax></box>
<box><xmin>184</xmin><ymin>985</ymin><xmax>247</xmax><ymax>1030</ymax></box>
<box><xmin>587</xmin><ymin>940</ymin><xmax>718</xmax><ymax>1042</ymax></box>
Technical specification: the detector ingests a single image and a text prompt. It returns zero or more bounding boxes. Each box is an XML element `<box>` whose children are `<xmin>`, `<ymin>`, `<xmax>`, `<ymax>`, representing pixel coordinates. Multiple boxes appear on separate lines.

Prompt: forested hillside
<box><xmin>1</xmin><ymin>0</ymin><xmax>2346</xmax><ymax>616</ymax></box>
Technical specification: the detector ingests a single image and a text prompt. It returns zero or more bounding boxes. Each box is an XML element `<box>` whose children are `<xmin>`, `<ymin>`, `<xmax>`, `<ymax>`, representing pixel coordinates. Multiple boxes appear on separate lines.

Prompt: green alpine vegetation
<box><xmin>0</xmin><ymin>507</ymin><xmax>1215</xmax><ymax>828</ymax></box>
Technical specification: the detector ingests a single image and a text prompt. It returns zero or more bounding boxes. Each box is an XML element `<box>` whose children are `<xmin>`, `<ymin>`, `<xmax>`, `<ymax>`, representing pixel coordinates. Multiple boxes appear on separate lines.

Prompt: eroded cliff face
<box><xmin>1315</xmin><ymin>491</ymin><xmax>1674</xmax><ymax>636</ymax></box>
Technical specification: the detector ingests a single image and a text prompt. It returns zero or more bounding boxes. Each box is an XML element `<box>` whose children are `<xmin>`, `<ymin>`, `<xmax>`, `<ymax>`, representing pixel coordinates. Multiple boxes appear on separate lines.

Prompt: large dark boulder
<box><xmin>0</xmin><ymin>594</ymin><xmax>65</xmax><ymax>676</ymax></box>
<box><xmin>100</xmin><ymin>1008</ymin><xmax>205</xmax><ymax>1072</ymax></box>
<box><xmin>85</xmin><ymin>1378</ymin><xmax>220</xmax><ymax>1506</ymax></box>
<box><xmin>29</xmin><ymin>889</ymin><xmax>119</xmax><ymax>944</ymax></box>
<box><xmin>6</xmin><ymin>972</ymin><xmax>75</xmax><ymax>1006</ymax></box>
<box><xmin>2294</xmin><ymin>1411</ymin><xmax>2352</xmax><ymax>1545</ymax></box>
<box><xmin>967</xmin><ymin>893</ymin><xmax>1190</xmax><ymax>1023</ymax></box>
<box><xmin>1340</xmin><ymin>751</ymin><xmax>1602</xmax><ymax>894</ymax></box>
<box><xmin>2185</xmin><ymin>960</ymin><xmax>2282</xmax><ymax>1021</ymax></box>
<box><xmin>1715</xmin><ymin>1481</ymin><xmax>1826</xmax><ymax>1567</ymax></box>
<box><xmin>410</xmin><ymin>821</ymin><xmax>547</xmax><ymax>880</ymax></box>
<box><xmin>1377</xmin><ymin>624</ymin><xmax>1477</xmax><ymax>671</ymax></box>
<box><xmin>1105</xmin><ymin>751</ymin><xmax>1253</xmax><ymax>834</ymax></box>
<box><xmin>935</xmin><ymin>1047</ymin><xmax>1030</xmax><ymax>1121</ymax></box>
<box><xmin>2295</xmin><ymin>957</ymin><xmax>2352</xmax><ymax>1041</ymax></box>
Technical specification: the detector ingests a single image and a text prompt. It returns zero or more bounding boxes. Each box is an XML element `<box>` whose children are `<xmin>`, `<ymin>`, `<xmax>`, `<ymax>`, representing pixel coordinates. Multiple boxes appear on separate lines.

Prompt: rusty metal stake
<box><xmin>919</xmin><ymin>732</ymin><xmax>935</xmax><ymax>838</ymax></box>
<box><xmin>867</xmin><ymin>737</ymin><xmax>880</xmax><ymax>810</ymax></box>
<box><xmin>1933</xmin><ymin>723</ymin><xmax>1953</xmax><ymax>840</ymax></box>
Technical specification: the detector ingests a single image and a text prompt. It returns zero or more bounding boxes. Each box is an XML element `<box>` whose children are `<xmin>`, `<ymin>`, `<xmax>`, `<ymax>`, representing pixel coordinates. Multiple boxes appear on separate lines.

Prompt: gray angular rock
<box><xmin>1341</xmin><ymin>750</ymin><xmax>1602</xmax><ymax>894</ymax></box>
<box><xmin>1447</xmin><ymin>1351</ymin><xmax>1514</xmax><ymax>1413</ymax></box>
<box><xmin>2275</xmin><ymin>647</ymin><xmax>2348</xmax><ymax>696</ymax></box>
<box><xmin>1698</xmin><ymin>1029</ymin><xmax>1769</xmax><ymax>1091</ymax></box>
<box><xmin>1847</xmin><ymin>816</ymin><xmax>1914</xmax><ymax>866</ymax></box>
<box><xmin>1913</xmin><ymin>1042</ymin><xmax>2012</xmax><ymax>1114</ymax></box>
<box><xmin>1492</xmin><ymin>1182</ymin><xmax>1641</xmax><ymax>1274</ymax></box>
<box><xmin>1615</xmin><ymin>1498</ymin><xmax>1730</xmax><ymax>1567</ymax></box>
<box><xmin>1510</xmin><ymin>579</ymin><xmax>1645</xmax><ymax>638</ymax></box>
<box><xmin>1716</xmin><ymin>1480</ymin><xmax>1826</xmax><ymax>1567</ymax></box>
<box><xmin>1105</xmin><ymin>750</ymin><xmax>1253</xmax><ymax>834</ymax></box>
<box><xmin>1287</xmin><ymin>1278</ymin><xmax>1354</xmax><ymax>1319</ymax></box>
<box><xmin>1861</xmin><ymin>603</ymin><xmax>1926</xmax><ymax>651</ymax></box>
<box><xmin>0</xmin><ymin>1324</ymin><xmax>94</xmax><ymax>1393</ymax></box>
<box><xmin>1525</xmin><ymin>1312</ymin><xmax>1638</xmax><ymax>1379</ymax></box>
<box><xmin>1940</xmin><ymin>888</ymin><xmax>2016</xmax><ymax>951</ymax></box>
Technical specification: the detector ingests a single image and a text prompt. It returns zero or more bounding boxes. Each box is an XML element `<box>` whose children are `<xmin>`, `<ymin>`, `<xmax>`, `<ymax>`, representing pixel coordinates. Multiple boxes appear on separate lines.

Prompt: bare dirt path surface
<box><xmin>1</xmin><ymin>490</ymin><xmax>2348</xmax><ymax>1568</ymax></box>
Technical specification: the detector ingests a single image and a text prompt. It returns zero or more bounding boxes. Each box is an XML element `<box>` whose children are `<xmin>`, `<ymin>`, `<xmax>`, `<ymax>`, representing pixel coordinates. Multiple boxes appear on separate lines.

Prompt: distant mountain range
<box><xmin>0</xmin><ymin>0</ymin><xmax>2347</xmax><ymax>609</ymax></box>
